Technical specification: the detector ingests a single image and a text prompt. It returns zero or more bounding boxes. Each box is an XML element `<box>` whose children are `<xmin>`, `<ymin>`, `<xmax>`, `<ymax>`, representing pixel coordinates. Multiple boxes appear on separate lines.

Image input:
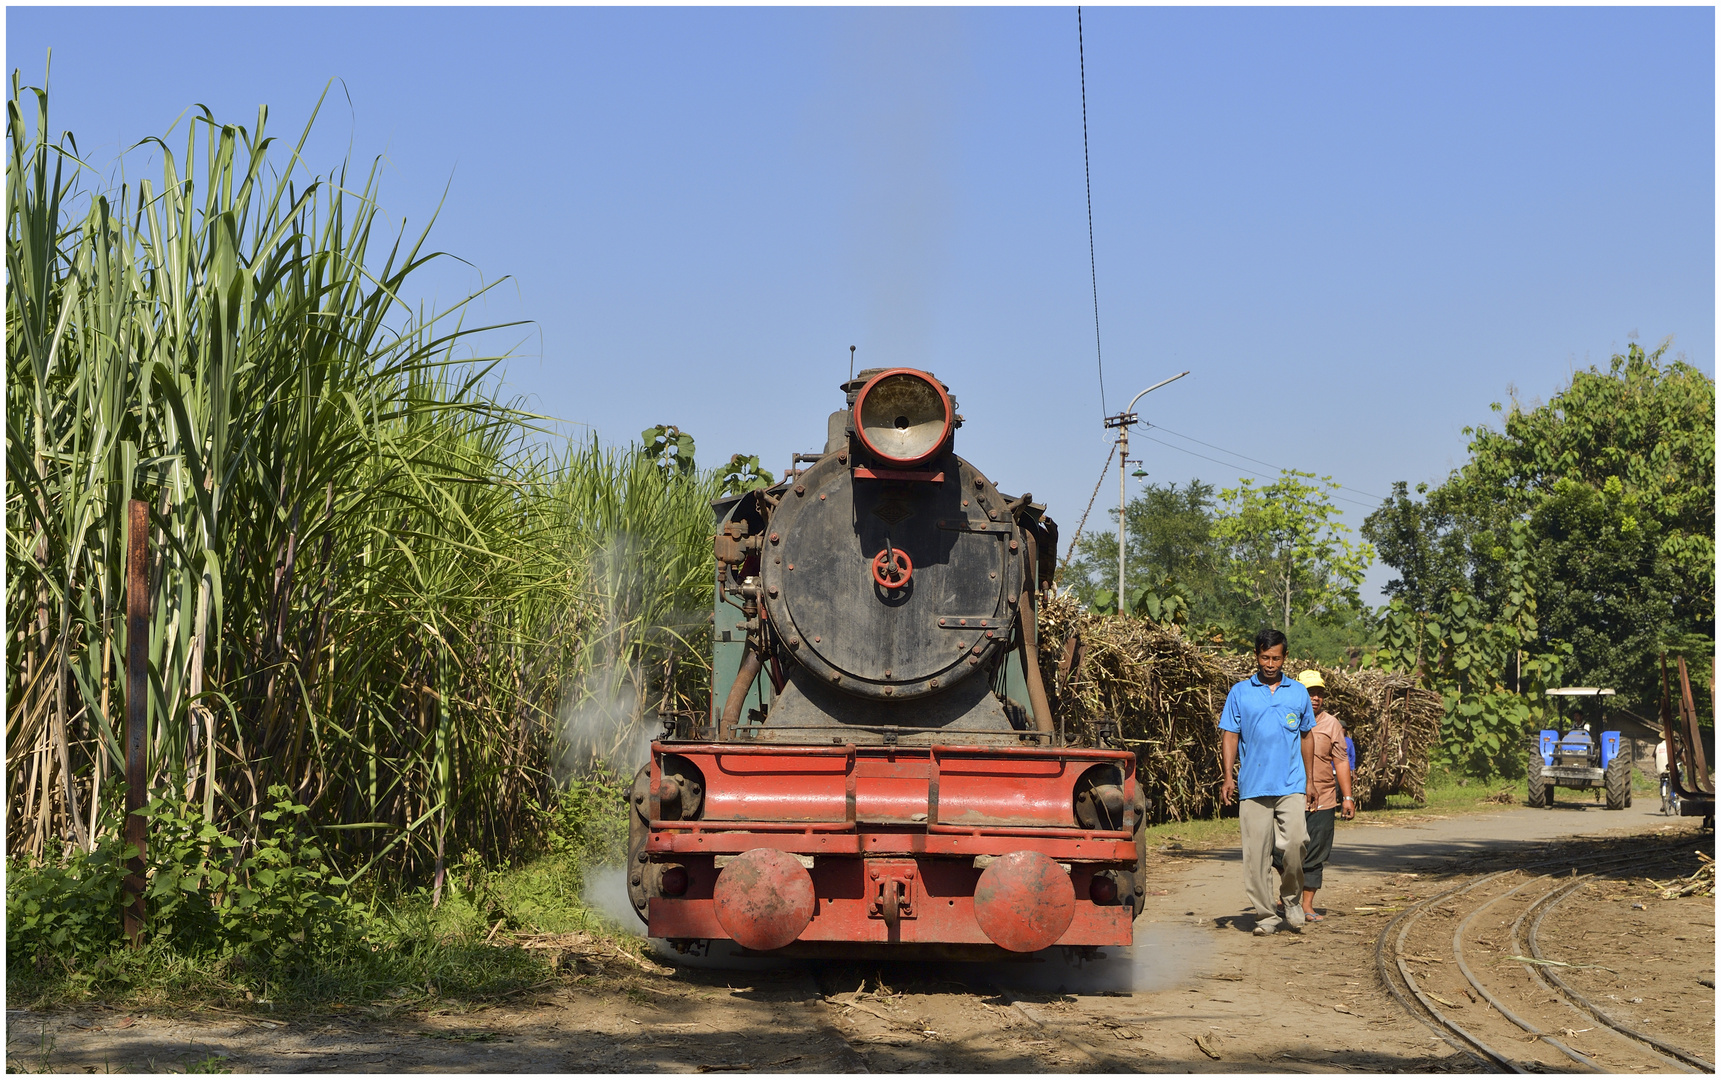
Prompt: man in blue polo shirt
<box><xmin>1219</xmin><ymin>628</ymin><xmax>1316</xmax><ymax>936</ymax></box>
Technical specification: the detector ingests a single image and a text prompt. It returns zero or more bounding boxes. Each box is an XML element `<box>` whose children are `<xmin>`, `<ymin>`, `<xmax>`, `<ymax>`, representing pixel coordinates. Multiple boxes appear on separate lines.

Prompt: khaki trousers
<box><xmin>1241</xmin><ymin>794</ymin><xmax>1306</xmax><ymax>931</ymax></box>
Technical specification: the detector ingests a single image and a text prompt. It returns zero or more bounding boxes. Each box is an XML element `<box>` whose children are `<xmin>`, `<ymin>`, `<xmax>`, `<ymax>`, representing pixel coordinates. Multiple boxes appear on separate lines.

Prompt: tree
<box><xmin>1213</xmin><ymin>471</ymin><xmax>1374</xmax><ymax>634</ymax></box>
<box><xmin>1065</xmin><ymin>480</ymin><xmax>1233</xmax><ymax>623</ymax></box>
<box><xmin>1368</xmin><ymin>341</ymin><xmax>1714</xmax><ymax>717</ymax></box>
<box><xmin>1530</xmin><ymin>476</ymin><xmax>1702</xmax><ymax>708</ymax></box>
<box><xmin>1361</xmin><ymin>481</ymin><xmax>1470</xmax><ymax>617</ymax></box>
<box><xmin>1374</xmin><ymin>521</ymin><xmax>1571</xmax><ymax>777</ymax></box>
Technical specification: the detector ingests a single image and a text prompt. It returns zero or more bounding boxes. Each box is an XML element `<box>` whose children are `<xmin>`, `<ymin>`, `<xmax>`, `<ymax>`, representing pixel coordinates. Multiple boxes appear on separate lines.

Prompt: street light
<box><xmin>1103</xmin><ymin>371</ymin><xmax>1189</xmax><ymax>613</ymax></box>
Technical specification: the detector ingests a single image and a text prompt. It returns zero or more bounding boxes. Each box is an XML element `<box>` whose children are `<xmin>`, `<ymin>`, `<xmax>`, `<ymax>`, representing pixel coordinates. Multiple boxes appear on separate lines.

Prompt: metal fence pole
<box><xmin>124</xmin><ymin>498</ymin><xmax>149</xmax><ymax>945</ymax></box>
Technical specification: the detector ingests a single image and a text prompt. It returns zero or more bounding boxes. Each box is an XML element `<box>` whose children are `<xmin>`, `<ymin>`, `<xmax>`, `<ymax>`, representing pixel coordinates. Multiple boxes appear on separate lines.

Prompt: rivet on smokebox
<box><xmin>988</xmin><ymin>509</ymin><xmax>999</xmax><ymax>520</ymax></box>
<box><xmin>929</xmin><ymin>678</ymin><xmax>939</xmax><ymax>688</ymax></box>
<box><xmin>967</xmin><ymin>656</ymin><xmax>979</xmax><ymax>666</ymax></box>
<box><xmin>789</xmin><ymin>638</ymin><xmax>801</xmax><ymax>649</ymax></box>
<box><xmin>939</xmin><ymin>618</ymin><xmax>947</xmax><ymax>626</ymax></box>
<box><xmin>1009</xmin><ymin>539</ymin><xmax>1019</xmax><ymax>552</ymax></box>
<box><xmin>795</xmin><ymin>484</ymin><xmax>805</xmax><ymax>496</ymax></box>
<box><xmin>819</xmin><ymin>493</ymin><xmax>826</xmax><ymax>501</ymax></box>
<box><xmin>884</xmin><ymin>687</ymin><xmax>895</xmax><ymax>696</ymax></box>
<box><xmin>770</xmin><ymin>533</ymin><xmax>780</xmax><ymax>544</ymax></box>
<box><xmin>768</xmin><ymin>585</ymin><xmax>779</xmax><ymax>597</ymax></box>
<box><xmin>973</xmin><ymin>477</ymin><xmax>984</xmax><ymax>488</ymax></box>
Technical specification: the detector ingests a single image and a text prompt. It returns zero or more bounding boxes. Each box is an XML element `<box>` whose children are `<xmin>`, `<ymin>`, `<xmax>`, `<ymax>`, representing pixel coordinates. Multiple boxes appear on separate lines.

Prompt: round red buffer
<box><xmin>973</xmin><ymin>851</ymin><xmax>1076</xmax><ymax>953</ymax></box>
<box><xmin>711</xmin><ymin>848</ymin><xmax>816</xmax><ymax>952</ymax></box>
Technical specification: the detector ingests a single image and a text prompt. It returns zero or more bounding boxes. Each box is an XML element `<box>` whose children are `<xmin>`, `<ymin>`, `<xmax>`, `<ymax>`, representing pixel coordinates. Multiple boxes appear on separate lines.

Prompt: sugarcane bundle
<box><xmin>1037</xmin><ymin>594</ymin><xmax>1232</xmax><ymax>822</ymax></box>
<box><xmin>1036</xmin><ymin>594</ymin><xmax>1443</xmax><ymax>820</ymax></box>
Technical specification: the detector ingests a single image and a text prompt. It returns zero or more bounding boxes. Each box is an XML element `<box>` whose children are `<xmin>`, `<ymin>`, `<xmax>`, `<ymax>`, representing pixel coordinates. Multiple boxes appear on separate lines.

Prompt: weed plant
<box><xmin>8</xmin><ymin>777</ymin><xmax>630</xmax><ymax>1012</ymax></box>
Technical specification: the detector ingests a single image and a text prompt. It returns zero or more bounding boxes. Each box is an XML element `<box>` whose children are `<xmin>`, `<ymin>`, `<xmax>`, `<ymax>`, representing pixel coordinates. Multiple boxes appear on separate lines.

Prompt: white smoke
<box><xmin>970</xmin><ymin>922</ymin><xmax>1208</xmax><ymax>995</ymax></box>
<box><xmin>581</xmin><ymin>865</ymin><xmax>646</xmax><ymax>936</ymax></box>
<box><xmin>558</xmin><ymin>662</ymin><xmax>652</xmax><ymax>778</ymax></box>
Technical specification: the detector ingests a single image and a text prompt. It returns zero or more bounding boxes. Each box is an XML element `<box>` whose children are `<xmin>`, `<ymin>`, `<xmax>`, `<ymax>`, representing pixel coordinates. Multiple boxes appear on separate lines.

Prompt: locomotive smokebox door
<box><xmin>759</xmin><ymin>368</ymin><xmax>1025</xmax><ymax>703</ymax></box>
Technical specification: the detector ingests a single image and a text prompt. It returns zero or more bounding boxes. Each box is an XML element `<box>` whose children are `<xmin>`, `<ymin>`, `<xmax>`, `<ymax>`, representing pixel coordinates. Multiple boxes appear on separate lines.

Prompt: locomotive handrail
<box><xmin>650</xmin><ymin>820</ymin><xmax>857</xmax><ymax>831</ymax></box>
<box><xmin>928</xmin><ymin>744</ymin><xmax>1130</xmax><ymax>760</ymax></box>
<box><xmin>737</xmin><ymin>725</ymin><xmax>1057</xmax><ymax>742</ymax></box>
<box><xmin>925</xmin><ymin>823</ymin><xmax>1133</xmax><ymax>840</ymax></box>
<box><xmin>653</xmin><ymin>741</ymin><xmax>858</xmax><ymax>757</ymax></box>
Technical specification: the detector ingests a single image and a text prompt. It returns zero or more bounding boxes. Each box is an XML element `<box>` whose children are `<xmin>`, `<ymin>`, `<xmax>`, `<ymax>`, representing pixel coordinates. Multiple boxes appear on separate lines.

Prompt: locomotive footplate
<box><xmin>635</xmin><ymin>740</ymin><xmax>1144</xmax><ymax>954</ymax></box>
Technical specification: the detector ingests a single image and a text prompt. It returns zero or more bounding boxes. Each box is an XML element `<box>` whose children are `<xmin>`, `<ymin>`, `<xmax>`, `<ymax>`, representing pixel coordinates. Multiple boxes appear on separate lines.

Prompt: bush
<box><xmin>9</xmin><ymin>785</ymin><xmax>358</xmax><ymax>978</ymax></box>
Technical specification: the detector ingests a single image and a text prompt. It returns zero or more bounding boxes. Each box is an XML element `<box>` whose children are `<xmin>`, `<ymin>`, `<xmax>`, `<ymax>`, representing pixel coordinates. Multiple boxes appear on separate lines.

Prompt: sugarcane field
<box><xmin>5</xmin><ymin>9</ymin><xmax>1715</xmax><ymax>1076</ymax></box>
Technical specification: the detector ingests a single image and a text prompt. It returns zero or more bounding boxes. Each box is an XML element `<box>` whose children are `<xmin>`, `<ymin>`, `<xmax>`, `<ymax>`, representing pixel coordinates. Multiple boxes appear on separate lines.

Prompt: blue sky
<box><xmin>8</xmin><ymin>6</ymin><xmax>1714</xmax><ymax>602</ymax></box>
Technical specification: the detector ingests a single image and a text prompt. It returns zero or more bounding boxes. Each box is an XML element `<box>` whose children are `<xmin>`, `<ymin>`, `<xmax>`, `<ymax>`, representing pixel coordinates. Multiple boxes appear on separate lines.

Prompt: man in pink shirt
<box><xmin>1273</xmin><ymin>670</ymin><xmax>1354</xmax><ymax>921</ymax></box>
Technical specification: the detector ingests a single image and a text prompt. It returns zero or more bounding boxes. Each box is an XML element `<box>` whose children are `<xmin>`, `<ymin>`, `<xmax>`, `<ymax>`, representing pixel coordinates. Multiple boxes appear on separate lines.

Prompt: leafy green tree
<box><xmin>1361</xmin><ymin>481</ymin><xmax>1471</xmax><ymax>617</ymax></box>
<box><xmin>1367</xmin><ymin>341</ymin><xmax>1714</xmax><ymax>717</ymax></box>
<box><xmin>1066</xmin><ymin>480</ymin><xmax>1235</xmax><ymax>623</ymax></box>
<box><xmin>1213</xmin><ymin>471</ymin><xmax>1374</xmax><ymax>634</ymax></box>
<box><xmin>1374</xmin><ymin>521</ymin><xmax>1571</xmax><ymax>776</ymax></box>
<box><xmin>1531</xmin><ymin>475</ymin><xmax>1704</xmax><ymax>708</ymax></box>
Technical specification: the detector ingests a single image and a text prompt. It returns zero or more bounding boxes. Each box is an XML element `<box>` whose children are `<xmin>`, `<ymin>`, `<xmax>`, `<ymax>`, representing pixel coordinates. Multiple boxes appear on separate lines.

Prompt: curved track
<box><xmin>1375</xmin><ymin>838</ymin><xmax>1712</xmax><ymax>1073</ymax></box>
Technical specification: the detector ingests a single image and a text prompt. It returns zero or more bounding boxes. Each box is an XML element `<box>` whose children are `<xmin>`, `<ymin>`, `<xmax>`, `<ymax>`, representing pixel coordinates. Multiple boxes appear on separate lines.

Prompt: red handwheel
<box><xmin>871</xmin><ymin>548</ymin><xmax>913</xmax><ymax>589</ymax></box>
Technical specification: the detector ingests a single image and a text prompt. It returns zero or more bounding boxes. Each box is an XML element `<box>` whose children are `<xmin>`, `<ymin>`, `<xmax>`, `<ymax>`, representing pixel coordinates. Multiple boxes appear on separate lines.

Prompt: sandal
<box><xmin>1303</xmin><ymin>911</ymin><xmax>1324</xmax><ymax>922</ymax></box>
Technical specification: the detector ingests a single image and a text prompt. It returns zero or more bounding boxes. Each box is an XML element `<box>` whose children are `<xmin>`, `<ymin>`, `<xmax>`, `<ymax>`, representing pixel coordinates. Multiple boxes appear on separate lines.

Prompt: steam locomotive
<box><xmin>627</xmin><ymin>368</ymin><xmax>1147</xmax><ymax>959</ymax></box>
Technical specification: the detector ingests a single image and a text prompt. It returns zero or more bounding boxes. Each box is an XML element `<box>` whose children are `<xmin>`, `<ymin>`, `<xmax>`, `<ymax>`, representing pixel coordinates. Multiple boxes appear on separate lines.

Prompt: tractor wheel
<box><xmin>1526</xmin><ymin>757</ymin><xmax>1547</xmax><ymax>809</ymax></box>
<box><xmin>1605</xmin><ymin>754</ymin><xmax>1631</xmax><ymax>811</ymax></box>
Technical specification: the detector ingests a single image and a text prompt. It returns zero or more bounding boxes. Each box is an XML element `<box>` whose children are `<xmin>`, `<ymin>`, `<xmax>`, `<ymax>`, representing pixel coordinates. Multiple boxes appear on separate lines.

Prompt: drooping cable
<box><xmin>1055</xmin><ymin>440</ymin><xmax>1117</xmax><ymax>581</ymax></box>
<box><xmin>1078</xmin><ymin>6</ymin><xmax>1106</xmax><ymax>419</ymax></box>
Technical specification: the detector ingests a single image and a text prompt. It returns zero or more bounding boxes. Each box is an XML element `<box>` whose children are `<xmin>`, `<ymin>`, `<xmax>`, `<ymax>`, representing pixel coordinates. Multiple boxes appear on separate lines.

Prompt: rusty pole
<box><xmin>123</xmin><ymin>498</ymin><xmax>149</xmax><ymax>946</ymax></box>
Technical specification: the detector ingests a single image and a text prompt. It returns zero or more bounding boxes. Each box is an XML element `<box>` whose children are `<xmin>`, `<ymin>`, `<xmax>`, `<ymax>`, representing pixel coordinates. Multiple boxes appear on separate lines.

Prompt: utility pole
<box><xmin>1103</xmin><ymin>371</ymin><xmax>1189</xmax><ymax>612</ymax></box>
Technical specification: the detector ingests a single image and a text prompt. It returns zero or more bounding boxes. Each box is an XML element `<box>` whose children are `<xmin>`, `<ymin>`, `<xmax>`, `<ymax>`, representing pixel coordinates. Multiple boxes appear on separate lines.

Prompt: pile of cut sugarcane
<box><xmin>1036</xmin><ymin>593</ymin><xmax>1443</xmax><ymax>823</ymax></box>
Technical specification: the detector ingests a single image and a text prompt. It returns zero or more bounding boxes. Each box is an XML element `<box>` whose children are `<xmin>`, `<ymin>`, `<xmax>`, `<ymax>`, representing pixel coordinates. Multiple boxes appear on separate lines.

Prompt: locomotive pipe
<box><xmin>719</xmin><ymin>650</ymin><xmax>764</xmax><ymax>741</ymax></box>
<box><xmin>1017</xmin><ymin>530</ymin><xmax>1055</xmax><ymax>737</ymax></box>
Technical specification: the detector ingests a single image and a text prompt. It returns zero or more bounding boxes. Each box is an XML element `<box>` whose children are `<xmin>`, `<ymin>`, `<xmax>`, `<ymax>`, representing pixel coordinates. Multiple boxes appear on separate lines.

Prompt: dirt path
<box><xmin>9</xmin><ymin>802</ymin><xmax>1711</xmax><ymax>1073</ymax></box>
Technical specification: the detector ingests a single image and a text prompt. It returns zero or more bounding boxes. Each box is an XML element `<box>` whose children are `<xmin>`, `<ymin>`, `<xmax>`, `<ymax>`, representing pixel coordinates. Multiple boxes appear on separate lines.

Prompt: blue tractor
<box><xmin>1526</xmin><ymin>688</ymin><xmax>1632</xmax><ymax>810</ymax></box>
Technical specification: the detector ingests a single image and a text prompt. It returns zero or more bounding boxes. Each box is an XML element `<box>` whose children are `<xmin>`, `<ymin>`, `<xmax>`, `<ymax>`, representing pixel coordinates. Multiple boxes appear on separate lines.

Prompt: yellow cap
<box><xmin>1297</xmin><ymin>669</ymin><xmax>1326</xmax><ymax>691</ymax></box>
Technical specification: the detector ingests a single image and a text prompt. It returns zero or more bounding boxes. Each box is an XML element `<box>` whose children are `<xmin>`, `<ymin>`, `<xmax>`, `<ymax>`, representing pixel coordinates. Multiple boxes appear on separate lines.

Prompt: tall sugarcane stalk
<box><xmin>6</xmin><ymin>73</ymin><xmax>722</xmax><ymax>878</ymax></box>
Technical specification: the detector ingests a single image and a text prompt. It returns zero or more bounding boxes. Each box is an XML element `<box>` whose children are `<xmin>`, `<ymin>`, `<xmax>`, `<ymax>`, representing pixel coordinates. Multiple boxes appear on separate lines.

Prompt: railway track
<box><xmin>1375</xmin><ymin>837</ymin><xmax>1713</xmax><ymax>1073</ymax></box>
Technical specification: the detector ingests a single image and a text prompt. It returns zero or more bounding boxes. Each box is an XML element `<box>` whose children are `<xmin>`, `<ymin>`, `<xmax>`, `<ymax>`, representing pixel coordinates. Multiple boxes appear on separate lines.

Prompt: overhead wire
<box><xmin>1057</xmin><ymin>439</ymin><xmax>1118</xmax><ymax>576</ymax></box>
<box><xmin>1134</xmin><ymin>434</ymin><xmax>1382</xmax><ymax>511</ymax></box>
<box><xmin>1145</xmin><ymin>422</ymin><xmax>1388</xmax><ymax>503</ymax></box>
<box><xmin>1077</xmin><ymin>6</ymin><xmax>1106</xmax><ymax>419</ymax></box>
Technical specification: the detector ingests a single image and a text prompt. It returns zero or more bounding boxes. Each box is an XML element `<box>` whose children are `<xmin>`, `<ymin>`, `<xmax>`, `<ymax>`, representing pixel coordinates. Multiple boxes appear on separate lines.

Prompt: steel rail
<box><xmin>1452</xmin><ymin>846</ymin><xmax>1702</xmax><ymax>1073</ymax></box>
<box><xmin>1376</xmin><ymin>838</ymin><xmax>1696</xmax><ymax>1073</ymax></box>
<box><xmin>1453</xmin><ymin>873</ymin><xmax>1605</xmax><ymax>1072</ymax></box>
<box><xmin>1525</xmin><ymin>870</ymin><xmax>1714</xmax><ymax>1072</ymax></box>
<box><xmin>1382</xmin><ymin>869</ymin><xmax>1525</xmax><ymax>1072</ymax></box>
